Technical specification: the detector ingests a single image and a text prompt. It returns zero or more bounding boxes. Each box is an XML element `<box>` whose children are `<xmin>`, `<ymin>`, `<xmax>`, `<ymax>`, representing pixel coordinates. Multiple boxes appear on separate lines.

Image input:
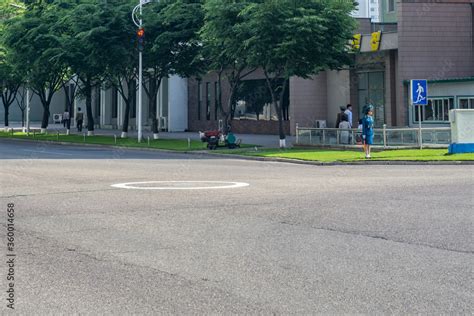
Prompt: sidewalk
<box><xmin>5</xmin><ymin>122</ymin><xmax>294</xmax><ymax>148</ymax></box>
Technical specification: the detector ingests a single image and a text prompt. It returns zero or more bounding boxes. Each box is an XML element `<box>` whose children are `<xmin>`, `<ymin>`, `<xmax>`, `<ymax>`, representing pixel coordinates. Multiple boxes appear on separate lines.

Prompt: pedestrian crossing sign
<box><xmin>411</xmin><ymin>80</ymin><xmax>428</xmax><ymax>105</ymax></box>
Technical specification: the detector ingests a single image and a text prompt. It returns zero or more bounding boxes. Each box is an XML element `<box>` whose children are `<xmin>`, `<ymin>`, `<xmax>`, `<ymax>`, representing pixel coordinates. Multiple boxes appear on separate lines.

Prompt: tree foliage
<box><xmin>142</xmin><ymin>0</ymin><xmax>205</xmax><ymax>134</ymax></box>
<box><xmin>3</xmin><ymin>1</ymin><xmax>66</xmax><ymax>129</ymax></box>
<box><xmin>240</xmin><ymin>0</ymin><xmax>357</xmax><ymax>141</ymax></box>
<box><xmin>200</xmin><ymin>0</ymin><xmax>256</xmax><ymax>131</ymax></box>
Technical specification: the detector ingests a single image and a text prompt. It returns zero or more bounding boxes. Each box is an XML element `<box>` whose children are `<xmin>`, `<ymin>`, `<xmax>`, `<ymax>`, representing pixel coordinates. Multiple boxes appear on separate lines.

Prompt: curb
<box><xmin>203</xmin><ymin>152</ymin><xmax>474</xmax><ymax>166</ymax></box>
<box><xmin>1</xmin><ymin>137</ymin><xmax>473</xmax><ymax>166</ymax></box>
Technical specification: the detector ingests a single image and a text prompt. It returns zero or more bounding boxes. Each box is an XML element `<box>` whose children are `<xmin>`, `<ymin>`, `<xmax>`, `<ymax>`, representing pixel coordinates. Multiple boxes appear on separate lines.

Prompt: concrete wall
<box><xmin>397</xmin><ymin>0</ymin><xmax>474</xmax><ymax>126</ymax></box>
<box><xmin>326</xmin><ymin>70</ymin><xmax>351</xmax><ymax>128</ymax></box>
<box><xmin>0</xmin><ymin>88</ymin><xmax>67</xmax><ymax>127</ymax></box>
<box><xmin>289</xmin><ymin>73</ymin><xmax>327</xmax><ymax>134</ymax></box>
<box><xmin>168</xmin><ymin>76</ymin><xmax>188</xmax><ymax>132</ymax></box>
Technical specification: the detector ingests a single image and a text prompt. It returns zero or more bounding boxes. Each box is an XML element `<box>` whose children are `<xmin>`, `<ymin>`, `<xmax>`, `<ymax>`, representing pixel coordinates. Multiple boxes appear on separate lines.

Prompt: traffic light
<box><xmin>137</xmin><ymin>28</ymin><xmax>145</xmax><ymax>52</ymax></box>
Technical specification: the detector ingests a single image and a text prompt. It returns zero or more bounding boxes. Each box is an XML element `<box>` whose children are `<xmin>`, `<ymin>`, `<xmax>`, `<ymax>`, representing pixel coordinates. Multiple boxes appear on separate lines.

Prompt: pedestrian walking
<box><xmin>76</xmin><ymin>107</ymin><xmax>84</xmax><ymax>132</ymax></box>
<box><xmin>344</xmin><ymin>104</ymin><xmax>353</xmax><ymax>128</ymax></box>
<box><xmin>356</xmin><ymin>119</ymin><xmax>363</xmax><ymax>144</ymax></box>
<box><xmin>335</xmin><ymin>106</ymin><xmax>345</xmax><ymax>128</ymax></box>
<box><xmin>62</xmin><ymin>110</ymin><xmax>70</xmax><ymax>128</ymax></box>
<box><xmin>362</xmin><ymin>105</ymin><xmax>374</xmax><ymax>159</ymax></box>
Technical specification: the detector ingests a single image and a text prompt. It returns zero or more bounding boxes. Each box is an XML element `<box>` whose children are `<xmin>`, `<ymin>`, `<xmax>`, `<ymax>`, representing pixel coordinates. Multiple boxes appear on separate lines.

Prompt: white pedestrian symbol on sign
<box><xmin>415</xmin><ymin>83</ymin><xmax>426</xmax><ymax>104</ymax></box>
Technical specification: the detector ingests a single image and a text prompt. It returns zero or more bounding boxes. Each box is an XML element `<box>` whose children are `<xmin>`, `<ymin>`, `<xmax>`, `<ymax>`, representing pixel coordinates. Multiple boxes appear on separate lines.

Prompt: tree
<box><xmin>241</xmin><ymin>0</ymin><xmax>356</xmax><ymax>147</ymax></box>
<box><xmin>200</xmin><ymin>0</ymin><xmax>256</xmax><ymax>132</ymax></box>
<box><xmin>0</xmin><ymin>48</ymin><xmax>21</xmax><ymax>128</ymax></box>
<box><xmin>102</xmin><ymin>0</ymin><xmax>138</xmax><ymax>138</ymax></box>
<box><xmin>1</xmin><ymin>1</ymin><xmax>25</xmax><ymax>129</ymax></box>
<box><xmin>15</xmin><ymin>86</ymin><xmax>33</xmax><ymax>128</ymax></box>
<box><xmin>3</xmin><ymin>2</ymin><xmax>66</xmax><ymax>132</ymax></box>
<box><xmin>142</xmin><ymin>0</ymin><xmax>205</xmax><ymax>138</ymax></box>
<box><xmin>59</xmin><ymin>0</ymin><xmax>121</xmax><ymax>135</ymax></box>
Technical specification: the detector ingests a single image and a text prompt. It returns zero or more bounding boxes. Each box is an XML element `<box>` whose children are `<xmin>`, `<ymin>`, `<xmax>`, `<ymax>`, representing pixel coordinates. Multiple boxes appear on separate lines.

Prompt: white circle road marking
<box><xmin>111</xmin><ymin>181</ymin><xmax>250</xmax><ymax>190</ymax></box>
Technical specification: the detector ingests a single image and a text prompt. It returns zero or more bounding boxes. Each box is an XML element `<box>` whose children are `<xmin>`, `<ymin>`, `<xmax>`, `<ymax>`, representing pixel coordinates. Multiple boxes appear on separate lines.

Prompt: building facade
<box><xmin>187</xmin><ymin>0</ymin><xmax>473</xmax><ymax>135</ymax></box>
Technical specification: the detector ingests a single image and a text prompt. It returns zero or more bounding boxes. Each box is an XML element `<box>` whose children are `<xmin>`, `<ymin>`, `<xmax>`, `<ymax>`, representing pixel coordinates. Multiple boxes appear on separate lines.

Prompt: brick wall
<box><xmin>397</xmin><ymin>0</ymin><xmax>474</xmax><ymax>125</ymax></box>
<box><xmin>289</xmin><ymin>74</ymin><xmax>327</xmax><ymax>134</ymax></box>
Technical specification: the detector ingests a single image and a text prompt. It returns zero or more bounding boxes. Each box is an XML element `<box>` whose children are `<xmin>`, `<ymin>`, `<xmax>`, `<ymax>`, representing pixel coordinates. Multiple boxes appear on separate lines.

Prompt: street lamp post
<box><xmin>132</xmin><ymin>0</ymin><xmax>151</xmax><ymax>143</ymax></box>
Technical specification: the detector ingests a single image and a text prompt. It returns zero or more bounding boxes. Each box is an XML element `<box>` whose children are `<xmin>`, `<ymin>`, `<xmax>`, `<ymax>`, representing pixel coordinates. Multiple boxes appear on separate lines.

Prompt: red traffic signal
<box><xmin>137</xmin><ymin>28</ymin><xmax>145</xmax><ymax>51</ymax></box>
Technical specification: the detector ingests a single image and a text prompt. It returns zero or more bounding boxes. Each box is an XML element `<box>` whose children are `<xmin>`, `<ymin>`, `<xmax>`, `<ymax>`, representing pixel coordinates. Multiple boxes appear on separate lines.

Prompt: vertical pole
<box><xmin>383</xmin><ymin>124</ymin><xmax>387</xmax><ymax>148</ymax></box>
<box><xmin>322</xmin><ymin>129</ymin><xmax>326</xmax><ymax>145</ymax></box>
<box><xmin>309</xmin><ymin>129</ymin><xmax>312</xmax><ymax>145</ymax></box>
<box><xmin>26</xmin><ymin>87</ymin><xmax>30</xmax><ymax>134</ymax></box>
<box><xmin>137</xmin><ymin>2</ymin><xmax>143</xmax><ymax>143</ymax></box>
<box><xmin>418</xmin><ymin>104</ymin><xmax>423</xmax><ymax>149</ymax></box>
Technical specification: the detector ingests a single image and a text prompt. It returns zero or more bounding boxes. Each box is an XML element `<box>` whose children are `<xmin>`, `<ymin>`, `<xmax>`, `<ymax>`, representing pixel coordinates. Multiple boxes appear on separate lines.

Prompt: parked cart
<box><xmin>199</xmin><ymin>130</ymin><xmax>241</xmax><ymax>150</ymax></box>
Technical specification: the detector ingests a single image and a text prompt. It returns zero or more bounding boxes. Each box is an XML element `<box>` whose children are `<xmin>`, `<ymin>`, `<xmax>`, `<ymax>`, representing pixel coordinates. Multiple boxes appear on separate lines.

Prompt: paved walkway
<box><xmin>5</xmin><ymin>122</ymin><xmax>294</xmax><ymax>148</ymax></box>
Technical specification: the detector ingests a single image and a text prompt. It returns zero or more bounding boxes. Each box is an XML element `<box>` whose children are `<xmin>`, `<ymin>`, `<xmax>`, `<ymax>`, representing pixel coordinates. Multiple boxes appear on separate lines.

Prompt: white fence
<box><xmin>296</xmin><ymin>124</ymin><xmax>451</xmax><ymax>148</ymax></box>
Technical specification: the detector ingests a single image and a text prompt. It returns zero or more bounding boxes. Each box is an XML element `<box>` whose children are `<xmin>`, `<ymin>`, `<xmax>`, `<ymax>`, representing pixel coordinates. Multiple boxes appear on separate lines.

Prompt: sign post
<box><xmin>410</xmin><ymin>79</ymin><xmax>428</xmax><ymax>149</ymax></box>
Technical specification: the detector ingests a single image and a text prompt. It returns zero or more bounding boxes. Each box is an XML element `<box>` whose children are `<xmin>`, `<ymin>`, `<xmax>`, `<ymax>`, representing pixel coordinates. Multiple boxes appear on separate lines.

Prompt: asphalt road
<box><xmin>1</xmin><ymin>139</ymin><xmax>473</xmax><ymax>314</ymax></box>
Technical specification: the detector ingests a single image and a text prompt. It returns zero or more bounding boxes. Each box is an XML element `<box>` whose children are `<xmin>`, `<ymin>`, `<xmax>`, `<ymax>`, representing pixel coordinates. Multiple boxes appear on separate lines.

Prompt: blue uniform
<box><xmin>362</xmin><ymin>115</ymin><xmax>374</xmax><ymax>145</ymax></box>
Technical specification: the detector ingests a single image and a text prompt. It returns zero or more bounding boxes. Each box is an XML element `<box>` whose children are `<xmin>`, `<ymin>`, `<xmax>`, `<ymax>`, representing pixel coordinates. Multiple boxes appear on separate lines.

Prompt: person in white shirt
<box><xmin>344</xmin><ymin>104</ymin><xmax>353</xmax><ymax>128</ymax></box>
<box><xmin>339</xmin><ymin>114</ymin><xmax>351</xmax><ymax>144</ymax></box>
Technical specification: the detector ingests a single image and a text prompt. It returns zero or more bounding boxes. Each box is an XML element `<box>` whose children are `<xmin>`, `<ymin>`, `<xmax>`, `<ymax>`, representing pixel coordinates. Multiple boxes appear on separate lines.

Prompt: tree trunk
<box><xmin>151</xmin><ymin>94</ymin><xmax>158</xmax><ymax>134</ymax></box>
<box><xmin>4</xmin><ymin>105</ymin><xmax>9</xmax><ymax>127</ymax></box>
<box><xmin>224</xmin><ymin>85</ymin><xmax>237</xmax><ymax>134</ymax></box>
<box><xmin>149</xmin><ymin>83</ymin><xmax>159</xmax><ymax>134</ymax></box>
<box><xmin>122</xmin><ymin>102</ymin><xmax>130</xmax><ymax>134</ymax></box>
<box><xmin>122</xmin><ymin>82</ymin><xmax>134</xmax><ymax>134</ymax></box>
<box><xmin>41</xmin><ymin>105</ymin><xmax>49</xmax><ymax>129</ymax></box>
<box><xmin>21</xmin><ymin>110</ymin><xmax>25</xmax><ymax>127</ymax></box>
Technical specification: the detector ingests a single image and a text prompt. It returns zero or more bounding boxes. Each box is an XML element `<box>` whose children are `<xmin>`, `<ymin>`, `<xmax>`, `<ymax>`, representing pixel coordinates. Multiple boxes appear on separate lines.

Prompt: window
<box><xmin>214</xmin><ymin>82</ymin><xmax>219</xmax><ymax>120</ymax></box>
<box><xmin>197</xmin><ymin>82</ymin><xmax>202</xmax><ymax>120</ymax></box>
<box><xmin>206</xmin><ymin>83</ymin><xmax>211</xmax><ymax>120</ymax></box>
<box><xmin>111</xmin><ymin>87</ymin><xmax>118</xmax><ymax>119</ymax></box>
<box><xmin>459</xmin><ymin>97</ymin><xmax>474</xmax><ymax>109</ymax></box>
<box><xmin>387</xmin><ymin>0</ymin><xmax>395</xmax><ymax>12</ymax></box>
<box><xmin>414</xmin><ymin>97</ymin><xmax>454</xmax><ymax>122</ymax></box>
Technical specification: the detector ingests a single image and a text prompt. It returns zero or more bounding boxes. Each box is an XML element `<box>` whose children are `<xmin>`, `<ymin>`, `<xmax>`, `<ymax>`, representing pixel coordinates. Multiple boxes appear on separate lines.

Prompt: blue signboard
<box><xmin>411</xmin><ymin>79</ymin><xmax>428</xmax><ymax>105</ymax></box>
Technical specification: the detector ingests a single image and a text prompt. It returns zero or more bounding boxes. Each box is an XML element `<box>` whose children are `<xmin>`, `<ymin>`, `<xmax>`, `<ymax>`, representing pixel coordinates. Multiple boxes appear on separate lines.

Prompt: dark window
<box><xmin>197</xmin><ymin>82</ymin><xmax>202</xmax><ymax>120</ymax></box>
<box><xmin>414</xmin><ymin>98</ymin><xmax>454</xmax><ymax>122</ymax></box>
<box><xmin>111</xmin><ymin>87</ymin><xmax>118</xmax><ymax>119</ymax></box>
<box><xmin>214</xmin><ymin>82</ymin><xmax>219</xmax><ymax>120</ymax></box>
<box><xmin>387</xmin><ymin>0</ymin><xmax>395</xmax><ymax>12</ymax></box>
<box><xmin>206</xmin><ymin>83</ymin><xmax>211</xmax><ymax>120</ymax></box>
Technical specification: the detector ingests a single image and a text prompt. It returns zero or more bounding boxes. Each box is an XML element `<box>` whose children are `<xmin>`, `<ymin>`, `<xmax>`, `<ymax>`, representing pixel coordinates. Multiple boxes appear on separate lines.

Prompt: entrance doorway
<box><xmin>358</xmin><ymin>72</ymin><xmax>385</xmax><ymax>127</ymax></box>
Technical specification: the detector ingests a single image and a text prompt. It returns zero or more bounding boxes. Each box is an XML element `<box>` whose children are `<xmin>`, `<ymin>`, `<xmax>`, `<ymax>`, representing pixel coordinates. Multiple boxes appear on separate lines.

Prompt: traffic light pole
<box><xmin>138</xmin><ymin>2</ymin><xmax>143</xmax><ymax>143</ymax></box>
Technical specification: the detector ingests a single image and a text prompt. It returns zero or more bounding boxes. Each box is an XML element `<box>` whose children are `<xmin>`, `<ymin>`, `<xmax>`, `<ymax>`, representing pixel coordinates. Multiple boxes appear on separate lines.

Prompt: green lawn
<box><xmin>218</xmin><ymin>147</ymin><xmax>474</xmax><ymax>162</ymax></box>
<box><xmin>0</xmin><ymin>131</ymin><xmax>208</xmax><ymax>151</ymax></box>
<box><xmin>0</xmin><ymin>131</ymin><xmax>256</xmax><ymax>151</ymax></box>
<box><xmin>1</xmin><ymin>131</ymin><xmax>472</xmax><ymax>161</ymax></box>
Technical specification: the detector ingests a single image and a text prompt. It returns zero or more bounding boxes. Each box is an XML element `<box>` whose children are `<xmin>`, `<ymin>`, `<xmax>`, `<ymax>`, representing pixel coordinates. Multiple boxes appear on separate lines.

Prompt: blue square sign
<box><xmin>411</xmin><ymin>80</ymin><xmax>428</xmax><ymax>105</ymax></box>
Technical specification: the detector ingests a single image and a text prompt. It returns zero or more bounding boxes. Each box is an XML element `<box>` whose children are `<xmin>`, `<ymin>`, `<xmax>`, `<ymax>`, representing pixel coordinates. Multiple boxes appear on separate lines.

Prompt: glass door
<box><xmin>358</xmin><ymin>71</ymin><xmax>385</xmax><ymax>127</ymax></box>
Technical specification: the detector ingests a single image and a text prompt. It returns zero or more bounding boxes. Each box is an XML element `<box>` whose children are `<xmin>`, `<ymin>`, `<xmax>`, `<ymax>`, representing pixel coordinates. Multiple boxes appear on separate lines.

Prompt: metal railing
<box><xmin>296</xmin><ymin>124</ymin><xmax>451</xmax><ymax>148</ymax></box>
